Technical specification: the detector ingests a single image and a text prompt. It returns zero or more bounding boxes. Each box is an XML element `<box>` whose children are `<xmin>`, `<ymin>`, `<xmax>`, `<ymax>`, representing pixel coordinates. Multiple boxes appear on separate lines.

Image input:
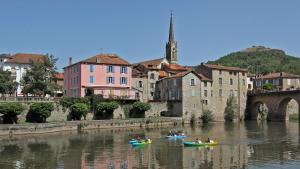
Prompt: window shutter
<box><xmin>120</xmin><ymin>66</ymin><xmax>122</xmax><ymax>73</ymax></box>
<box><xmin>112</xmin><ymin>77</ymin><xmax>115</xmax><ymax>84</ymax></box>
<box><xmin>106</xmin><ymin>66</ymin><xmax>109</xmax><ymax>73</ymax></box>
<box><xmin>112</xmin><ymin>66</ymin><xmax>114</xmax><ymax>73</ymax></box>
<box><xmin>125</xmin><ymin>67</ymin><xmax>127</xmax><ymax>74</ymax></box>
<box><xmin>106</xmin><ymin>77</ymin><xmax>109</xmax><ymax>84</ymax></box>
<box><xmin>120</xmin><ymin>77</ymin><xmax>122</xmax><ymax>84</ymax></box>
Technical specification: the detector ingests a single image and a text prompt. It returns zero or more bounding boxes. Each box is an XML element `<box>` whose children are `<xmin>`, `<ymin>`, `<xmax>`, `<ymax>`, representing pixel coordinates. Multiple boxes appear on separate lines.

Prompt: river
<box><xmin>0</xmin><ymin>121</ymin><xmax>299</xmax><ymax>169</ymax></box>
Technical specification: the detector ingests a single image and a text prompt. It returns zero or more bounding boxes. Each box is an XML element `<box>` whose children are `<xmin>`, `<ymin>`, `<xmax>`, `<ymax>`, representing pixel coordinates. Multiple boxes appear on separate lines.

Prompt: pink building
<box><xmin>64</xmin><ymin>54</ymin><xmax>137</xmax><ymax>99</ymax></box>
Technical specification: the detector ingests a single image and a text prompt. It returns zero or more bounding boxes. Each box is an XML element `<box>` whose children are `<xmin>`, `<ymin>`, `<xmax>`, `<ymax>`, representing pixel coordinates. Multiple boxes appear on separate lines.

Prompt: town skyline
<box><xmin>1</xmin><ymin>1</ymin><xmax>300</xmax><ymax>71</ymax></box>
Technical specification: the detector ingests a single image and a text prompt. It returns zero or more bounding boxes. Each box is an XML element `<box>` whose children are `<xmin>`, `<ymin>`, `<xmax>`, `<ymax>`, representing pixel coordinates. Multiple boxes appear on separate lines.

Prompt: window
<box><xmin>211</xmin><ymin>90</ymin><xmax>213</xmax><ymax>97</ymax></box>
<box><xmin>90</xmin><ymin>65</ymin><xmax>94</xmax><ymax>72</ymax></box>
<box><xmin>204</xmin><ymin>90</ymin><xmax>208</xmax><ymax>97</ymax></box>
<box><xmin>287</xmin><ymin>79</ymin><xmax>291</xmax><ymax>85</ymax></box>
<box><xmin>219</xmin><ymin>70</ymin><xmax>222</xmax><ymax>74</ymax></box>
<box><xmin>192</xmin><ymin>89</ymin><xmax>195</xmax><ymax>96</ymax></box>
<box><xmin>203</xmin><ymin>100</ymin><xmax>208</xmax><ymax>105</ymax></box>
<box><xmin>242</xmin><ymin>72</ymin><xmax>245</xmax><ymax>76</ymax></box>
<box><xmin>173</xmin><ymin>79</ymin><xmax>177</xmax><ymax>86</ymax></box>
<box><xmin>120</xmin><ymin>66</ymin><xmax>127</xmax><ymax>74</ymax></box>
<box><xmin>204</xmin><ymin>81</ymin><xmax>207</xmax><ymax>87</ymax></box>
<box><xmin>234</xmin><ymin>72</ymin><xmax>237</xmax><ymax>76</ymax></box>
<box><xmin>150</xmin><ymin>83</ymin><xmax>155</xmax><ymax>89</ymax></box>
<box><xmin>150</xmin><ymin>73</ymin><xmax>155</xmax><ymax>79</ymax></box>
<box><xmin>219</xmin><ymin>89</ymin><xmax>222</xmax><ymax>97</ymax></box>
<box><xmin>107</xmin><ymin>65</ymin><xmax>114</xmax><ymax>73</ymax></box>
<box><xmin>138</xmin><ymin>81</ymin><xmax>143</xmax><ymax>88</ymax></box>
<box><xmin>120</xmin><ymin>77</ymin><xmax>127</xmax><ymax>84</ymax></box>
<box><xmin>191</xmin><ymin>79</ymin><xmax>195</xmax><ymax>86</ymax></box>
<box><xmin>107</xmin><ymin>77</ymin><xmax>115</xmax><ymax>84</ymax></box>
<box><xmin>151</xmin><ymin>92</ymin><xmax>154</xmax><ymax>97</ymax></box>
<box><xmin>229</xmin><ymin>71</ymin><xmax>233</xmax><ymax>75</ymax></box>
<box><xmin>230</xmin><ymin>79</ymin><xmax>233</xmax><ymax>85</ymax></box>
<box><xmin>230</xmin><ymin>90</ymin><xmax>234</xmax><ymax>96</ymax></box>
<box><xmin>89</xmin><ymin>76</ymin><xmax>94</xmax><ymax>83</ymax></box>
<box><xmin>219</xmin><ymin>78</ymin><xmax>222</xmax><ymax>85</ymax></box>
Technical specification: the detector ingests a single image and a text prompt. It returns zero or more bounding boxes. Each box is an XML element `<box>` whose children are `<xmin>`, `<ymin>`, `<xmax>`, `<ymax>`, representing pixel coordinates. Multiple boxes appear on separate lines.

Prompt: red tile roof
<box><xmin>203</xmin><ymin>64</ymin><xmax>247</xmax><ymax>72</ymax></box>
<box><xmin>163</xmin><ymin>71</ymin><xmax>212</xmax><ymax>81</ymax></box>
<box><xmin>135</xmin><ymin>58</ymin><xmax>165</xmax><ymax>69</ymax></box>
<box><xmin>257</xmin><ymin>72</ymin><xmax>300</xmax><ymax>79</ymax></box>
<box><xmin>6</xmin><ymin>53</ymin><xmax>45</xmax><ymax>64</ymax></box>
<box><xmin>54</xmin><ymin>73</ymin><xmax>64</xmax><ymax>79</ymax></box>
<box><xmin>164</xmin><ymin>63</ymin><xmax>187</xmax><ymax>71</ymax></box>
<box><xmin>159</xmin><ymin>70</ymin><xmax>168</xmax><ymax>77</ymax></box>
<box><xmin>83</xmin><ymin>54</ymin><xmax>130</xmax><ymax>65</ymax></box>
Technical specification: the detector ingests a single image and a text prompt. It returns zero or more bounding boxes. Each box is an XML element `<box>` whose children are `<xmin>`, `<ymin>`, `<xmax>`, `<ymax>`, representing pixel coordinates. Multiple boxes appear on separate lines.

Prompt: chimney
<box><xmin>69</xmin><ymin>57</ymin><xmax>72</xmax><ymax>65</ymax></box>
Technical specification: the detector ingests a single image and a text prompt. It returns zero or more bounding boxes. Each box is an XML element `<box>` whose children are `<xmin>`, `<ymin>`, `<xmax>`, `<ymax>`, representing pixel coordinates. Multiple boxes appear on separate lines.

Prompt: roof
<box><xmin>64</xmin><ymin>54</ymin><xmax>130</xmax><ymax>68</ymax></box>
<box><xmin>135</xmin><ymin>58</ymin><xmax>165</xmax><ymax>69</ymax></box>
<box><xmin>202</xmin><ymin>64</ymin><xmax>247</xmax><ymax>72</ymax></box>
<box><xmin>54</xmin><ymin>73</ymin><xmax>64</xmax><ymax>79</ymax></box>
<box><xmin>164</xmin><ymin>63</ymin><xmax>187</xmax><ymax>71</ymax></box>
<box><xmin>160</xmin><ymin>71</ymin><xmax>212</xmax><ymax>81</ymax></box>
<box><xmin>257</xmin><ymin>72</ymin><xmax>300</xmax><ymax>79</ymax></box>
<box><xmin>159</xmin><ymin>70</ymin><xmax>168</xmax><ymax>77</ymax></box>
<box><xmin>83</xmin><ymin>54</ymin><xmax>130</xmax><ymax>65</ymax></box>
<box><xmin>6</xmin><ymin>53</ymin><xmax>45</xmax><ymax>64</ymax></box>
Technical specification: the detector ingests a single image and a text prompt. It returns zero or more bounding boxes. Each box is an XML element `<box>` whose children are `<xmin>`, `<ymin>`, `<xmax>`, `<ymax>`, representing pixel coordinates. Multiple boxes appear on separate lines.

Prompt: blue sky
<box><xmin>1</xmin><ymin>0</ymin><xmax>300</xmax><ymax>71</ymax></box>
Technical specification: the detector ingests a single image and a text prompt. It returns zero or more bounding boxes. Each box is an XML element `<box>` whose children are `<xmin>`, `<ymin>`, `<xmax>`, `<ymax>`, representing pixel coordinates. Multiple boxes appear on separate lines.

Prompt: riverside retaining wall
<box><xmin>0</xmin><ymin>117</ymin><xmax>182</xmax><ymax>137</ymax></box>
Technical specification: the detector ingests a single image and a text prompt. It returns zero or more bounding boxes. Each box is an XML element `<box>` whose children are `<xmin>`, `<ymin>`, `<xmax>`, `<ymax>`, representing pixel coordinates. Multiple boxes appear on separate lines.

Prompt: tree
<box><xmin>95</xmin><ymin>102</ymin><xmax>119</xmax><ymax>119</ymax></box>
<box><xmin>224</xmin><ymin>95</ymin><xmax>238</xmax><ymax>121</ymax></box>
<box><xmin>263</xmin><ymin>83</ymin><xmax>276</xmax><ymax>91</ymax></box>
<box><xmin>0</xmin><ymin>70</ymin><xmax>18</xmax><ymax>97</ymax></box>
<box><xmin>130</xmin><ymin>102</ymin><xmax>151</xmax><ymax>118</ymax></box>
<box><xmin>201</xmin><ymin>110</ymin><xmax>214</xmax><ymax>123</ymax></box>
<box><xmin>26</xmin><ymin>103</ymin><xmax>54</xmax><ymax>123</ymax></box>
<box><xmin>0</xmin><ymin>102</ymin><xmax>24</xmax><ymax>124</ymax></box>
<box><xmin>70</xmin><ymin>103</ymin><xmax>89</xmax><ymax>120</ymax></box>
<box><xmin>21</xmin><ymin>54</ymin><xmax>59</xmax><ymax>96</ymax></box>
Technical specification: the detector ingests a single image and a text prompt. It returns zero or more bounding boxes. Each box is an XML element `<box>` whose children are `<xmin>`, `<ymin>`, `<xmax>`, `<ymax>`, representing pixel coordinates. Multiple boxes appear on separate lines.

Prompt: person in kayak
<box><xmin>206</xmin><ymin>137</ymin><xmax>213</xmax><ymax>143</ymax></box>
<box><xmin>195</xmin><ymin>138</ymin><xmax>202</xmax><ymax>144</ymax></box>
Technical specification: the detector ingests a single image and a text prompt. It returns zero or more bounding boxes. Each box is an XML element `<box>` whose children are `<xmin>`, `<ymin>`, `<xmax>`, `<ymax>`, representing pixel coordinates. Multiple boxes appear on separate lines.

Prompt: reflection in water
<box><xmin>0</xmin><ymin>122</ymin><xmax>299</xmax><ymax>169</ymax></box>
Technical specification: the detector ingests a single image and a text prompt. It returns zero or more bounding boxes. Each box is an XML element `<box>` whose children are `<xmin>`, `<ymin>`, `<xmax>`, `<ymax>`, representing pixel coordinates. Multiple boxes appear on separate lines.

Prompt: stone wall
<box><xmin>0</xmin><ymin>101</ymin><xmax>169</xmax><ymax>123</ymax></box>
<box><xmin>0</xmin><ymin>117</ymin><xmax>183</xmax><ymax>136</ymax></box>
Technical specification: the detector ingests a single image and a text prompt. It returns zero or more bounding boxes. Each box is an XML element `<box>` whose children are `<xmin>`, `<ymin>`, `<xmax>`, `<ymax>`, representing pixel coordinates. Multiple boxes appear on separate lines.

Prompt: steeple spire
<box><xmin>168</xmin><ymin>11</ymin><xmax>175</xmax><ymax>42</ymax></box>
<box><xmin>166</xmin><ymin>11</ymin><xmax>178</xmax><ymax>64</ymax></box>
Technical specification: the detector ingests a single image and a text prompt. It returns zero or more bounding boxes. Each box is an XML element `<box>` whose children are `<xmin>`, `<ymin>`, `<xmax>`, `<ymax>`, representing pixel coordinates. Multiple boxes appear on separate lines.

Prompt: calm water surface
<box><xmin>0</xmin><ymin>122</ymin><xmax>300</xmax><ymax>169</ymax></box>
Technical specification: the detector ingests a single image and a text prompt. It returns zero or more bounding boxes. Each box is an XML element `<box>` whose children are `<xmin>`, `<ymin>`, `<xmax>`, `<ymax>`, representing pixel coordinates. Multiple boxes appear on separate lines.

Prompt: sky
<box><xmin>1</xmin><ymin>0</ymin><xmax>300</xmax><ymax>71</ymax></box>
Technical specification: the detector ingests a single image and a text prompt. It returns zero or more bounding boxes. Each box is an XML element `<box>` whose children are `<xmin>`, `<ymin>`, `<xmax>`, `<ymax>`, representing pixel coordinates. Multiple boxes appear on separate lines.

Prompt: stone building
<box><xmin>155</xmin><ymin>71</ymin><xmax>211</xmax><ymax>121</ymax></box>
<box><xmin>253</xmin><ymin>72</ymin><xmax>300</xmax><ymax>91</ymax></box>
<box><xmin>195</xmin><ymin>64</ymin><xmax>248</xmax><ymax>121</ymax></box>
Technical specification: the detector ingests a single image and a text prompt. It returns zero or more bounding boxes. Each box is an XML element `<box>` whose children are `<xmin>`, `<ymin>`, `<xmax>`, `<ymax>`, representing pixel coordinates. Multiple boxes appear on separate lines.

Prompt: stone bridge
<box><xmin>246</xmin><ymin>90</ymin><xmax>300</xmax><ymax>121</ymax></box>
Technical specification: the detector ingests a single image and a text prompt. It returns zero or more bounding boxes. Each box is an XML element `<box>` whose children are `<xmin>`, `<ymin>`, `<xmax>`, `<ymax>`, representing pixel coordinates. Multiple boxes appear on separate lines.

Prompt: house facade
<box><xmin>253</xmin><ymin>72</ymin><xmax>300</xmax><ymax>91</ymax></box>
<box><xmin>0</xmin><ymin>53</ymin><xmax>45</xmax><ymax>96</ymax></box>
<box><xmin>64</xmin><ymin>54</ymin><xmax>136</xmax><ymax>99</ymax></box>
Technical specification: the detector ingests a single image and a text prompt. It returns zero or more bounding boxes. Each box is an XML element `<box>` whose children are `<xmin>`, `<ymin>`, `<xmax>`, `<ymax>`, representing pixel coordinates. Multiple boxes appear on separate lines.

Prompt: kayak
<box><xmin>129</xmin><ymin>139</ymin><xmax>138</xmax><ymax>144</ymax></box>
<box><xmin>165</xmin><ymin>135</ymin><xmax>187</xmax><ymax>139</ymax></box>
<box><xmin>131</xmin><ymin>140</ymin><xmax>152</xmax><ymax>146</ymax></box>
<box><xmin>183</xmin><ymin>141</ymin><xmax>219</xmax><ymax>147</ymax></box>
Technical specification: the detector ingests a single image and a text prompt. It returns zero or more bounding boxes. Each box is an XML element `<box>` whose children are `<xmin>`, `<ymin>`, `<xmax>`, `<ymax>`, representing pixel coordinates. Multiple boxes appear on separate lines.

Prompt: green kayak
<box><xmin>131</xmin><ymin>140</ymin><xmax>152</xmax><ymax>146</ymax></box>
<box><xmin>183</xmin><ymin>141</ymin><xmax>219</xmax><ymax>147</ymax></box>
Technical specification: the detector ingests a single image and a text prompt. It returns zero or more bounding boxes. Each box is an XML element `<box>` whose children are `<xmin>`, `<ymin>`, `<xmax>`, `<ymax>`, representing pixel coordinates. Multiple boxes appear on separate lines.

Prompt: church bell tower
<box><xmin>166</xmin><ymin>12</ymin><xmax>178</xmax><ymax>64</ymax></box>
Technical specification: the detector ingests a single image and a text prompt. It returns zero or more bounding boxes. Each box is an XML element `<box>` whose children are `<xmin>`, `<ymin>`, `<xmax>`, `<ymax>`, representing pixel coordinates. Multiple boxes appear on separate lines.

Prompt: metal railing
<box><xmin>0</xmin><ymin>96</ymin><xmax>61</xmax><ymax>102</ymax></box>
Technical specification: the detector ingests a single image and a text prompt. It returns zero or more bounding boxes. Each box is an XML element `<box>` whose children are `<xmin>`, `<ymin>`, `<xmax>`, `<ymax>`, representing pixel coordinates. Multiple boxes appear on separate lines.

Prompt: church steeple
<box><xmin>166</xmin><ymin>11</ymin><xmax>177</xmax><ymax>64</ymax></box>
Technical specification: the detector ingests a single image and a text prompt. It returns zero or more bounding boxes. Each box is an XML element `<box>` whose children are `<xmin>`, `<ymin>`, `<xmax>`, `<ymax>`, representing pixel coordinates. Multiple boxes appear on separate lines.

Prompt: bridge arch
<box><xmin>275</xmin><ymin>97</ymin><xmax>299</xmax><ymax>121</ymax></box>
<box><xmin>249</xmin><ymin>101</ymin><xmax>270</xmax><ymax>120</ymax></box>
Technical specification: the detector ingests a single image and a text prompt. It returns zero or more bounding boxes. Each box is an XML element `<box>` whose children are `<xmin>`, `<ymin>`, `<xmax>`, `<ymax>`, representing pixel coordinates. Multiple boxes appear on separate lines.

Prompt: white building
<box><xmin>1</xmin><ymin>53</ymin><xmax>45</xmax><ymax>96</ymax></box>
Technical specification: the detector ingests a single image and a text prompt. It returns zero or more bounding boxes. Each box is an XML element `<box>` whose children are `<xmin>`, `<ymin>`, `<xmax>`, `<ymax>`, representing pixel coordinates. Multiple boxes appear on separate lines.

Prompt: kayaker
<box><xmin>195</xmin><ymin>138</ymin><xmax>201</xmax><ymax>144</ymax></box>
<box><xmin>206</xmin><ymin>137</ymin><xmax>213</xmax><ymax>143</ymax></box>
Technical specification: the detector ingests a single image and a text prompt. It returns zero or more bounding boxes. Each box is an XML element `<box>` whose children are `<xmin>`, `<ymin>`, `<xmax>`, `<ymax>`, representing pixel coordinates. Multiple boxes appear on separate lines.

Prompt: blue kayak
<box><xmin>131</xmin><ymin>140</ymin><xmax>152</xmax><ymax>146</ymax></box>
<box><xmin>129</xmin><ymin>139</ymin><xmax>138</xmax><ymax>144</ymax></box>
<box><xmin>165</xmin><ymin>135</ymin><xmax>187</xmax><ymax>139</ymax></box>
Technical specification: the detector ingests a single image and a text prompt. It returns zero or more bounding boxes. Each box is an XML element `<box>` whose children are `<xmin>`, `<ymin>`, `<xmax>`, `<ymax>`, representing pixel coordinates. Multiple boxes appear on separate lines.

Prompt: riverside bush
<box><xmin>26</xmin><ymin>103</ymin><xmax>54</xmax><ymax>123</ymax></box>
<box><xmin>59</xmin><ymin>97</ymin><xmax>90</xmax><ymax>109</ymax></box>
<box><xmin>130</xmin><ymin>102</ymin><xmax>151</xmax><ymax>118</ymax></box>
<box><xmin>0</xmin><ymin>102</ymin><xmax>24</xmax><ymax>124</ymax></box>
<box><xmin>201</xmin><ymin>110</ymin><xmax>214</xmax><ymax>123</ymax></box>
<box><xmin>70</xmin><ymin>103</ymin><xmax>89</xmax><ymax>120</ymax></box>
<box><xmin>95</xmin><ymin>101</ymin><xmax>118</xmax><ymax>119</ymax></box>
<box><xmin>224</xmin><ymin>96</ymin><xmax>238</xmax><ymax>121</ymax></box>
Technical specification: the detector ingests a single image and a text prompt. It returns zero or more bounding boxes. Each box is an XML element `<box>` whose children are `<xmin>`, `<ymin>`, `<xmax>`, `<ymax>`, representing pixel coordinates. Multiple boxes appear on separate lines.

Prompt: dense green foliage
<box><xmin>207</xmin><ymin>46</ymin><xmax>300</xmax><ymax>74</ymax></box>
<box><xmin>289</xmin><ymin>113</ymin><xmax>298</xmax><ymax>121</ymax></box>
<box><xmin>224</xmin><ymin>96</ymin><xmax>238</xmax><ymax>121</ymax></box>
<box><xmin>26</xmin><ymin>103</ymin><xmax>54</xmax><ymax>123</ymax></box>
<box><xmin>70</xmin><ymin>103</ymin><xmax>89</xmax><ymax>120</ymax></box>
<box><xmin>0</xmin><ymin>70</ymin><xmax>18</xmax><ymax>96</ymax></box>
<box><xmin>262</xmin><ymin>83</ymin><xmax>276</xmax><ymax>90</ymax></box>
<box><xmin>95</xmin><ymin>102</ymin><xmax>119</xmax><ymax>119</ymax></box>
<box><xmin>21</xmin><ymin>54</ymin><xmax>61</xmax><ymax>96</ymax></box>
<box><xmin>59</xmin><ymin>97</ymin><xmax>90</xmax><ymax>108</ymax></box>
<box><xmin>0</xmin><ymin>102</ymin><xmax>24</xmax><ymax>124</ymax></box>
<box><xmin>130</xmin><ymin>102</ymin><xmax>151</xmax><ymax>118</ymax></box>
<box><xmin>201</xmin><ymin>110</ymin><xmax>214</xmax><ymax>123</ymax></box>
